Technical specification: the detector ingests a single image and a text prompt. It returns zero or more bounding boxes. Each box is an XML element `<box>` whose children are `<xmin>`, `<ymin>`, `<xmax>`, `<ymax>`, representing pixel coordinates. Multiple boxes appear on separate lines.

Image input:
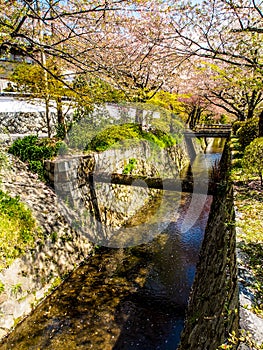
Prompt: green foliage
<box><xmin>68</xmin><ymin>103</ymin><xmax>184</xmax><ymax>151</ymax></box>
<box><xmin>242</xmin><ymin>137</ymin><xmax>263</xmax><ymax>186</ymax></box>
<box><xmin>8</xmin><ymin>136</ymin><xmax>65</xmax><ymax>179</ymax></box>
<box><xmin>51</xmin><ymin>231</ymin><xmax>58</xmax><ymax>244</ymax></box>
<box><xmin>73</xmin><ymin>74</ymin><xmax>126</xmax><ymax>104</ymax></box>
<box><xmin>28</xmin><ymin>160</ymin><xmax>44</xmax><ymax>179</ymax></box>
<box><xmin>9</xmin><ymin>136</ymin><xmax>51</xmax><ymax>162</ymax></box>
<box><xmin>10</xmin><ymin>61</ymin><xmax>69</xmax><ymax>99</ymax></box>
<box><xmin>143</xmin><ymin>127</ymin><xmax>176</xmax><ymax>148</ymax></box>
<box><xmin>219</xmin><ymin>114</ymin><xmax>229</xmax><ymax>124</ymax></box>
<box><xmin>218</xmin><ymin>330</ymin><xmax>263</xmax><ymax>350</ymax></box>
<box><xmin>232</xmin><ymin>120</ymin><xmax>245</xmax><ymax>135</ymax></box>
<box><xmin>237</xmin><ymin>117</ymin><xmax>259</xmax><ymax>150</ymax></box>
<box><xmin>200</xmin><ymin>61</ymin><xmax>263</xmax><ymax>122</ymax></box>
<box><xmin>57</xmin><ymin>141</ymin><xmax>69</xmax><ymax>156</ymax></box>
<box><xmin>147</xmin><ymin>90</ymin><xmax>185</xmax><ymax>115</ymax></box>
<box><xmin>0</xmin><ymin>190</ymin><xmax>37</xmax><ymax>270</ymax></box>
<box><xmin>55</xmin><ymin>123</ymin><xmax>67</xmax><ymax>140</ymax></box>
<box><xmin>201</xmin><ymin>111</ymin><xmax>214</xmax><ymax>125</ymax></box>
<box><xmin>122</xmin><ymin>158</ymin><xmax>137</xmax><ymax>174</ymax></box>
<box><xmin>11</xmin><ymin>283</ymin><xmax>22</xmax><ymax>296</ymax></box>
<box><xmin>87</xmin><ymin>123</ymin><xmax>140</xmax><ymax>152</ymax></box>
<box><xmin>0</xmin><ymin>281</ymin><xmax>4</xmax><ymax>294</ymax></box>
<box><xmin>86</xmin><ymin>123</ymin><xmax>176</xmax><ymax>152</ymax></box>
<box><xmin>68</xmin><ymin>107</ymin><xmax>115</xmax><ymax>150</ymax></box>
<box><xmin>10</xmin><ymin>62</ymin><xmax>75</xmax><ymax>136</ymax></box>
<box><xmin>132</xmin><ymin>101</ymin><xmax>184</xmax><ymax>136</ymax></box>
<box><xmin>10</xmin><ymin>63</ymin><xmax>44</xmax><ymax>94</ymax></box>
<box><xmin>231</xmin><ymin>136</ymin><xmax>263</xmax><ymax>317</ymax></box>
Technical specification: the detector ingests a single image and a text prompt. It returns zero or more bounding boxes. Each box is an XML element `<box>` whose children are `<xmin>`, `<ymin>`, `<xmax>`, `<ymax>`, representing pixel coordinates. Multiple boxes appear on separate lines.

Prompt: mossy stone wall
<box><xmin>178</xmin><ymin>142</ymin><xmax>239</xmax><ymax>350</ymax></box>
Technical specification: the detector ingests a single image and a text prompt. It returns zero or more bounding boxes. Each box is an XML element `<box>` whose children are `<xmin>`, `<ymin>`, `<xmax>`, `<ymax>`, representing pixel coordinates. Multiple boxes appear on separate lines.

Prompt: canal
<box><xmin>0</xmin><ymin>139</ymin><xmax>225</xmax><ymax>350</ymax></box>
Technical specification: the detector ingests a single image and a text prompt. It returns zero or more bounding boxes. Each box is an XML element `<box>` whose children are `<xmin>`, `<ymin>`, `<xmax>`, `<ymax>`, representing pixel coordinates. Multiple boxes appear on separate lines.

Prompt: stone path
<box><xmin>236</xmin><ymin>224</ymin><xmax>263</xmax><ymax>349</ymax></box>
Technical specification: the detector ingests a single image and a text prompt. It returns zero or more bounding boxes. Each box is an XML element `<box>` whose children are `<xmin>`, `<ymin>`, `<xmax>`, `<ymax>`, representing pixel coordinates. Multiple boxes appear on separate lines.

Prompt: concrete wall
<box><xmin>0</xmin><ymin>101</ymin><xmax>179</xmax><ymax>136</ymax></box>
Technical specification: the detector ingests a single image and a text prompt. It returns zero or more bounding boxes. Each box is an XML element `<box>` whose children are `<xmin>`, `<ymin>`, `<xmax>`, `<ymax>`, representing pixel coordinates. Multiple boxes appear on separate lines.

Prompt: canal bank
<box><xmin>179</xmin><ymin>139</ymin><xmax>263</xmax><ymax>350</ymax></box>
<box><xmin>0</xmin><ymin>137</ymin><xmax>250</xmax><ymax>349</ymax></box>
<box><xmin>0</xmin><ymin>138</ymin><xmax>227</xmax><ymax>349</ymax></box>
<box><xmin>231</xmin><ymin>137</ymin><xmax>263</xmax><ymax>350</ymax></box>
<box><xmin>178</xmin><ymin>142</ymin><xmax>239</xmax><ymax>349</ymax></box>
<box><xmin>0</xmin><ymin>136</ymin><xmax>194</xmax><ymax>341</ymax></box>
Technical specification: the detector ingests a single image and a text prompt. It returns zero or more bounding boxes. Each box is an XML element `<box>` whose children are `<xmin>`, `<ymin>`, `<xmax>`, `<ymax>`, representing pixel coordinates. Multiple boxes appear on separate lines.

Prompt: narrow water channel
<box><xmin>0</xmin><ymin>139</ymin><xmax>225</xmax><ymax>350</ymax></box>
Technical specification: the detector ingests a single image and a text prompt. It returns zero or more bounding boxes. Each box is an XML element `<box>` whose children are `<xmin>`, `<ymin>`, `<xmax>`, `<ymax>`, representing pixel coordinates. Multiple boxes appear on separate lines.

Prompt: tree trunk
<box><xmin>57</xmin><ymin>97</ymin><xmax>64</xmax><ymax>125</ymax></box>
<box><xmin>135</xmin><ymin>108</ymin><xmax>143</xmax><ymax>124</ymax></box>
<box><xmin>187</xmin><ymin>107</ymin><xmax>195</xmax><ymax>129</ymax></box>
<box><xmin>247</xmin><ymin>90</ymin><xmax>257</xmax><ymax>119</ymax></box>
<box><xmin>187</xmin><ymin>105</ymin><xmax>202</xmax><ymax>129</ymax></box>
<box><xmin>45</xmin><ymin>98</ymin><xmax>51</xmax><ymax>138</ymax></box>
<box><xmin>56</xmin><ymin>97</ymin><xmax>66</xmax><ymax>139</ymax></box>
<box><xmin>195</xmin><ymin>106</ymin><xmax>202</xmax><ymax>125</ymax></box>
<box><xmin>258</xmin><ymin>110</ymin><xmax>263</xmax><ymax>137</ymax></box>
<box><xmin>247</xmin><ymin>107</ymin><xmax>254</xmax><ymax>120</ymax></box>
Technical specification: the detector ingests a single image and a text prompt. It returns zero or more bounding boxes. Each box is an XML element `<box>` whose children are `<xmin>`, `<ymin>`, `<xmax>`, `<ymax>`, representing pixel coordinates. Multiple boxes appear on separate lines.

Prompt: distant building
<box><xmin>0</xmin><ymin>45</ymin><xmax>34</xmax><ymax>92</ymax></box>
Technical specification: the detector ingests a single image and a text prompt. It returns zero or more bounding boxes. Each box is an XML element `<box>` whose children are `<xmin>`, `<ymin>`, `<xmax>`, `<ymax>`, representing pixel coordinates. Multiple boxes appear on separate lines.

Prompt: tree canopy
<box><xmin>1</xmin><ymin>0</ymin><xmax>263</xmax><ymax>128</ymax></box>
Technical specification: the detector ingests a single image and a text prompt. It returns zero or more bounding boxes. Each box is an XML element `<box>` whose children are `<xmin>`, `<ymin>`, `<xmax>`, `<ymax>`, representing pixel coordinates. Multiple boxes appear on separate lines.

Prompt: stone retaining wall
<box><xmin>0</xmin><ymin>136</ymin><xmax>212</xmax><ymax>342</ymax></box>
<box><xmin>0</xmin><ymin>154</ymin><xmax>93</xmax><ymax>340</ymax></box>
<box><xmin>45</xmin><ymin>140</ymin><xmax>189</xmax><ymax>186</ymax></box>
<box><xmin>0</xmin><ymin>112</ymin><xmax>57</xmax><ymax>134</ymax></box>
<box><xmin>44</xmin><ymin>141</ymin><xmax>190</xmax><ymax>247</ymax></box>
<box><xmin>0</xmin><ymin>139</ymin><xmax>191</xmax><ymax>339</ymax></box>
<box><xmin>178</xmin><ymin>143</ymin><xmax>239</xmax><ymax>350</ymax></box>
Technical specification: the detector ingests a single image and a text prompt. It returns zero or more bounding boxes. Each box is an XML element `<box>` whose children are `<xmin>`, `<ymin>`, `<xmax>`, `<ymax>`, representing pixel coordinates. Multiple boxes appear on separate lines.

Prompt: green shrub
<box><xmin>8</xmin><ymin>136</ymin><xmax>64</xmax><ymax>179</ymax></box>
<box><xmin>219</xmin><ymin>114</ymin><xmax>228</xmax><ymax>124</ymax></box>
<box><xmin>232</xmin><ymin>120</ymin><xmax>245</xmax><ymax>135</ymax></box>
<box><xmin>86</xmin><ymin>123</ymin><xmax>176</xmax><ymax>152</ymax></box>
<box><xmin>144</xmin><ymin>127</ymin><xmax>176</xmax><ymax>148</ymax></box>
<box><xmin>0</xmin><ymin>190</ymin><xmax>37</xmax><ymax>270</ymax></box>
<box><xmin>237</xmin><ymin>118</ymin><xmax>259</xmax><ymax>150</ymax></box>
<box><xmin>28</xmin><ymin>160</ymin><xmax>44</xmax><ymax>179</ymax></box>
<box><xmin>87</xmin><ymin>123</ymin><xmax>139</xmax><ymax>151</ymax></box>
<box><xmin>57</xmin><ymin>141</ymin><xmax>68</xmax><ymax>156</ymax></box>
<box><xmin>242</xmin><ymin>137</ymin><xmax>263</xmax><ymax>187</ymax></box>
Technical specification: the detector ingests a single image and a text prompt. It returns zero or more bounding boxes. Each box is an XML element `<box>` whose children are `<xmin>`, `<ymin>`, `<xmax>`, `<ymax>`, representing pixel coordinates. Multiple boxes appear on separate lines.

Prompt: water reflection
<box><xmin>0</xmin><ymin>193</ymin><xmax>212</xmax><ymax>350</ymax></box>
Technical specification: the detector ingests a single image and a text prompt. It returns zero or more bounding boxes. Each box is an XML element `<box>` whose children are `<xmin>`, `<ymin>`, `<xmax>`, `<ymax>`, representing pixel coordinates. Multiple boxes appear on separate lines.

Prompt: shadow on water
<box><xmin>0</xmin><ymin>193</ymin><xmax>212</xmax><ymax>350</ymax></box>
<box><xmin>112</xmin><ymin>195</ymin><xmax>212</xmax><ymax>350</ymax></box>
<box><xmin>0</xmin><ymin>139</ymin><xmax>224</xmax><ymax>350</ymax></box>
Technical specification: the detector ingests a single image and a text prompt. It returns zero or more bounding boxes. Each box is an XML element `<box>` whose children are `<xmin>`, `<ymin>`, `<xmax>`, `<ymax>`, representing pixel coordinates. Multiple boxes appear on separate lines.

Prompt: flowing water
<box><xmin>0</xmin><ymin>139</ymin><xmax>225</xmax><ymax>350</ymax></box>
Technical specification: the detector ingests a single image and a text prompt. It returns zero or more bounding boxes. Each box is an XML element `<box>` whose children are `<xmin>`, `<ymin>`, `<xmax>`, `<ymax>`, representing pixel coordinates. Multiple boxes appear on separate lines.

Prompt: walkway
<box><xmin>184</xmin><ymin>124</ymin><xmax>232</xmax><ymax>138</ymax></box>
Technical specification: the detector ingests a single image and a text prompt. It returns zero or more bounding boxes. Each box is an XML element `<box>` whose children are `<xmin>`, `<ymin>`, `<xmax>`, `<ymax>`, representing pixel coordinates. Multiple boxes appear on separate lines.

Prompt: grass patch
<box><xmin>122</xmin><ymin>158</ymin><xmax>137</xmax><ymax>175</ymax></box>
<box><xmin>0</xmin><ymin>190</ymin><xmax>38</xmax><ymax>271</ymax></box>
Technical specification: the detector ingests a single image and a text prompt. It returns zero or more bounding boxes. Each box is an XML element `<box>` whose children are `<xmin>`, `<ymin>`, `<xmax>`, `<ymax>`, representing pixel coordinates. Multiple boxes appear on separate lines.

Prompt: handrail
<box><xmin>194</xmin><ymin>124</ymin><xmax>232</xmax><ymax>130</ymax></box>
